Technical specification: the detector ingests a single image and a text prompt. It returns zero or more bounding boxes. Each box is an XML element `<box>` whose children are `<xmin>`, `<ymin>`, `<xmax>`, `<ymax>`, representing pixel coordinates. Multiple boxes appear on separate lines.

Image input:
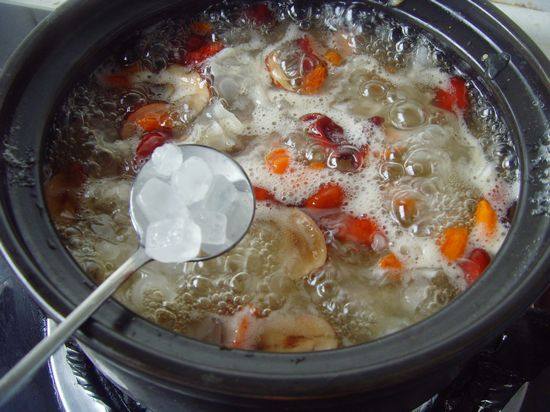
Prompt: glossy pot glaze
<box><xmin>0</xmin><ymin>0</ymin><xmax>548</xmax><ymax>410</ymax></box>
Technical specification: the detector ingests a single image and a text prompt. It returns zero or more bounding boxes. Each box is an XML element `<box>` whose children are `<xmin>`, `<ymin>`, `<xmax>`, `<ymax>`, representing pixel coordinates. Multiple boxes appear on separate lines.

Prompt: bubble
<box><xmin>287</xmin><ymin>3</ymin><xmax>314</xmax><ymax>27</ymax></box>
<box><xmin>229</xmin><ymin>272</ymin><xmax>248</xmax><ymax>293</ymax></box>
<box><xmin>142</xmin><ymin>43</ymin><xmax>169</xmax><ymax>72</ymax></box>
<box><xmin>371</xmin><ymin>233</ymin><xmax>388</xmax><ymax>252</ymax></box>
<box><xmin>317</xmin><ymin>280</ymin><xmax>337</xmax><ymax>298</ymax></box>
<box><xmin>379</xmin><ymin>161</ymin><xmax>404</xmax><ymax>181</ymax></box>
<box><xmin>391</xmin><ymin>194</ymin><xmax>420</xmax><ymax>228</ymax></box>
<box><xmin>389</xmin><ymin>100</ymin><xmax>426</xmax><ymax>130</ymax></box>
<box><xmin>188</xmin><ymin>276</ymin><xmax>213</xmax><ymax>296</ymax></box>
<box><xmin>305</xmin><ymin>143</ymin><xmax>327</xmax><ymax>163</ymax></box>
<box><xmin>403</xmin><ymin>147</ymin><xmax>451</xmax><ymax>179</ymax></box>
<box><xmin>361</xmin><ymin>80</ymin><xmax>388</xmax><ymax>101</ymax></box>
<box><xmin>327</xmin><ymin>145</ymin><xmax>364</xmax><ymax>172</ymax></box>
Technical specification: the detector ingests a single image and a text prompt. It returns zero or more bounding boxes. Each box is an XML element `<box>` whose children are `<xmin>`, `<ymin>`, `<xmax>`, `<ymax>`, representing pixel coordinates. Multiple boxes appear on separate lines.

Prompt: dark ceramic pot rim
<box><xmin>0</xmin><ymin>0</ymin><xmax>548</xmax><ymax>400</ymax></box>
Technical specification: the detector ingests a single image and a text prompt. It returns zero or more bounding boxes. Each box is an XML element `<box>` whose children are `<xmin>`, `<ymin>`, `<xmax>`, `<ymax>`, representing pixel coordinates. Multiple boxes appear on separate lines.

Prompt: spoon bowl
<box><xmin>130</xmin><ymin>144</ymin><xmax>255</xmax><ymax>261</ymax></box>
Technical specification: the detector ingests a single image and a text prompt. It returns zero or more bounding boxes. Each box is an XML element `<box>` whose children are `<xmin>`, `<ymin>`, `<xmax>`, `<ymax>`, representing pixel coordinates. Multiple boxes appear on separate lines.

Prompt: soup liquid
<box><xmin>44</xmin><ymin>1</ymin><xmax>518</xmax><ymax>352</ymax></box>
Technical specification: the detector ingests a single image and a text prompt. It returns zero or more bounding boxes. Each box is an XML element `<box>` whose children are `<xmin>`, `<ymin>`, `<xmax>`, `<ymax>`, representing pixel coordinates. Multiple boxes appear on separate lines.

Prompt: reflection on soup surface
<box><xmin>45</xmin><ymin>2</ymin><xmax>518</xmax><ymax>352</ymax></box>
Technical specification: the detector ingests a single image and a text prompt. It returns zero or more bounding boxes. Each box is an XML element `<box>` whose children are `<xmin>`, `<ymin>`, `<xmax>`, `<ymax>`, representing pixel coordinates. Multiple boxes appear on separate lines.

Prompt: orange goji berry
<box><xmin>335</xmin><ymin>214</ymin><xmax>380</xmax><ymax>248</ymax></box>
<box><xmin>309</xmin><ymin>161</ymin><xmax>326</xmax><ymax>170</ymax></box>
<box><xmin>120</xmin><ymin>103</ymin><xmax>172</xmax><ymax>139</ymax></box>
<box><xmin>253</xmin><ymin>186</ymin><xmax>277</xmax><ymax>202</ymax></box>
<box><xmin>439</xmin><ymin>227</ymin><xmax>469</xmax><ymax>261</ymax></box>
<box><xmin>324</xmin><ymin>49</ymin><xmax>343</xmax><ymax>66</ymax></box>
<box><xmin>304</xmin><ymin>184</ymin><xmax>345</xmax><ymax>209</ymax></box>
<box><xmin>434</xmin><ymin>76</ymin><xmax>469</xmax><ymax>112</ymax></box>
<box><xmin>265</xmin><ymin>148</ymin><xmax>290</xmax><ymax>174</ymax></box>
<box><xmin>474</xmin><ymin>198</ymin><xmax>497</xmax><ymax>237</ymax></box>
<box><xmin>300</xmin><ymin>64</ymin><xmax>328</xmax><ymax>95</ymax></box>
<box><xmin>379</xmin><ymin>252</ymin><xmax>403</xmax><ymax>270</ymax></box>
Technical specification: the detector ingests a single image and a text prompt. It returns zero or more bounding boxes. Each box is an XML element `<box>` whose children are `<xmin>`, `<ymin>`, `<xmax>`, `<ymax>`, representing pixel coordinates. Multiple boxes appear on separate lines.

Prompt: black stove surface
<box><xmin>0</xmin><ymin>259</ymin><xmax>58</xmax><ymax>412</ymax></box>
<box><xmin>0</xmin><ymin>3</ymin><xmax>549</xmax><ymax>411</ymax></box>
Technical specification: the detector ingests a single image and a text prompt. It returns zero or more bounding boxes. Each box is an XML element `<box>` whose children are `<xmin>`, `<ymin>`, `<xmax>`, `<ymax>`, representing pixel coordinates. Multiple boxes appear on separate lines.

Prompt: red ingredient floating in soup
<box><xmin>304</xmin><ymin>184</ymin><xmax>345</xmax><ymax>209</ymax></box>
<box><xmin>459</xmin><ymin>248</ymin><xmax>491</xmax><ymax>285</ymax></box>
<box><xmin>135</xmin><ymin>132</ymin><xmax>171</xmax><ymax>161</ymax></box>
<box><xmin>245</xmin><ymin>3</ymin><xmax>275</xmax><ymax>26</ymax></box>
<box><xmin>301</xmin><ymin>113</ymin><xmax>346</xmax><ymax>147</ymax></box>
<box><xmin>434</xmin><ymin>76</ymin><xmax>469</xmax><ymax>112</ymax></box>
<box><xmin>121</xmin><ymin>103</ymin><xmax>173</xmax><ymax>139</ymax></box>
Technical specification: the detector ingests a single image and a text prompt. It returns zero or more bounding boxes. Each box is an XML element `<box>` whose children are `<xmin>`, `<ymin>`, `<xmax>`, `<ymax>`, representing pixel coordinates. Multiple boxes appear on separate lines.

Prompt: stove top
<box><xmin>0</xmin><ymin>2</ymin><xmax>549</xmax><ymax>411</ymax></box>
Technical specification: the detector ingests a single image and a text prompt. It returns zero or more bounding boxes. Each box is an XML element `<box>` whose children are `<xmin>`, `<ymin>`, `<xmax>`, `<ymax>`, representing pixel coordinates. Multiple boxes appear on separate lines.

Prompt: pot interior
<box><xmin>0</xmin><ymin>0</ymin><xmax>548</xmax><ymax>400</ymax></box>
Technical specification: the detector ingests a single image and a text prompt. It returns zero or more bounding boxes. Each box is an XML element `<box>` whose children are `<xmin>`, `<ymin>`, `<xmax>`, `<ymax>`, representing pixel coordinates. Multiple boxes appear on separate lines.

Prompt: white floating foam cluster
<box><xmin>137</xmin><ymin>143</ymin><xmax>242</xmax><ymax>263</ymax></box>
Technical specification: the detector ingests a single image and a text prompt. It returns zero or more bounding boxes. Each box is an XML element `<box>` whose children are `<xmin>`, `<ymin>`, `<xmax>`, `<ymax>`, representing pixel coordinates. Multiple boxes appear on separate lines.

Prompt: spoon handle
<box><xmin>0</xmin><ymin>247</ymin><xmax>150</xmax><ymax>406</ymax></box>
